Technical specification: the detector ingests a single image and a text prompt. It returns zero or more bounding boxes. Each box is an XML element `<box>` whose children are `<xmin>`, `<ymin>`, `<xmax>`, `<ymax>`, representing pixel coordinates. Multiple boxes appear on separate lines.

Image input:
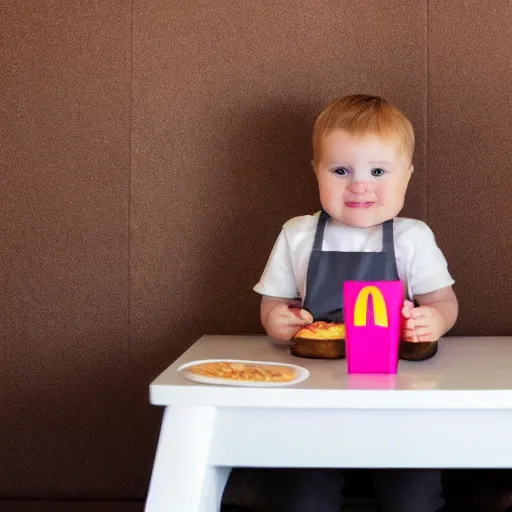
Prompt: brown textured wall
<box><xmin>428</xmin><ymin>1</ymin><xmax>512</xmax><ymax>336</ymax></box>
<box><xmin>0</xmin><ymin>0</ymin><xmax>511</xmax><ymax>506</ymax></box>
<box><xmin>0</xmin><ymin>0</ymin><xmax>133</xmax><ymax>501</ymax></box>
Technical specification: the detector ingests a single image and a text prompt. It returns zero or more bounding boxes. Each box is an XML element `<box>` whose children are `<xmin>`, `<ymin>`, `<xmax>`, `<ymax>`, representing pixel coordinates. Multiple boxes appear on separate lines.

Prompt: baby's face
<box><xmin>314</xmin><ymin>130</ymin><xmax>413</xmax><ymax>228</ymax></box>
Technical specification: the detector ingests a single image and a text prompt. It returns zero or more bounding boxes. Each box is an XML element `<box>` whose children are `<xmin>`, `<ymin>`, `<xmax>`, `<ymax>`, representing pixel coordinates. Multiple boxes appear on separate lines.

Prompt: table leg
<box><xmin>145</xmin><ymin>405</ymin><xmax>230</xmax><ymax>512</ymax></box>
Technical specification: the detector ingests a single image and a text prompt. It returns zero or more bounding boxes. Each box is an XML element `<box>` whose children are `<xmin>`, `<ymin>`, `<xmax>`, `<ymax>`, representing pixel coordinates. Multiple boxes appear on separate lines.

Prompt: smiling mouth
<box><xmin>344</xmin><ymin>202</ymin><xmax>375</xmax><ymax>208</ymax></box>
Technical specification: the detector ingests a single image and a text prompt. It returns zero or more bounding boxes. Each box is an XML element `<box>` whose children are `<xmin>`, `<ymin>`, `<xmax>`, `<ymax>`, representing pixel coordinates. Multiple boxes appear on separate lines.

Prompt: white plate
<box><xmin>178</xmin><ymin>359</ymin><xmax>310</xmax><ymax>387</ymax></box>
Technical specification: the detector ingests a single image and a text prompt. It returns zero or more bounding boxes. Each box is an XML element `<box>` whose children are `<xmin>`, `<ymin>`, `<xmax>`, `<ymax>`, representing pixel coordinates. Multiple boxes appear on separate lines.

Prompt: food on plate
<box><xmin>185</xmin><ymin>361</ymin><xmax>297</xmax><ymax>382</ymax></box>
<box><xmin>291</xmin><ymin>321</ymin><xmax>346</xmax><ymax>359</ymax></box>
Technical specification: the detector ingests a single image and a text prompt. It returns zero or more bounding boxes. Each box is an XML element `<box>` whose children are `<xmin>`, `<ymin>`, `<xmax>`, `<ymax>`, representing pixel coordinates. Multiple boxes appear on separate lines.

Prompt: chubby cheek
<box><xmin>373</xmin><ymin>183</ymin><xmax>389</xmax><ymax>206</ymax></box>
<box><xmin>318</xmin><ymin>180</ymin><xmax>347</xmax><ymax>212</ymax></box>
<box><xmin>376</xmin><ymin>182</ymin><xmax>407</xmax><ymax>209</ymax></box>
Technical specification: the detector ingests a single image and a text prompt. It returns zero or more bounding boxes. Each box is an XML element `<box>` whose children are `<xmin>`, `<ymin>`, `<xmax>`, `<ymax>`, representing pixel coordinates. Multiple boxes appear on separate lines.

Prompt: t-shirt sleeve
<box><xmin>407</xmin><ymin>222</ymin><xmax>455</xmax><ymax>296</ymax></box>
<box><xmin>253</xmin><ymin>229</ymin><xmax>300</xmax><ymax>299</ymax></box>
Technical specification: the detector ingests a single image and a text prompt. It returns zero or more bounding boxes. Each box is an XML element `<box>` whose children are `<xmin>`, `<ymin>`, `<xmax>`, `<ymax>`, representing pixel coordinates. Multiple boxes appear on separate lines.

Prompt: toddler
<box><xmin>253</xmin><ymin>94</ymin><xmax>458</xmax><ymax>512</ymax></box>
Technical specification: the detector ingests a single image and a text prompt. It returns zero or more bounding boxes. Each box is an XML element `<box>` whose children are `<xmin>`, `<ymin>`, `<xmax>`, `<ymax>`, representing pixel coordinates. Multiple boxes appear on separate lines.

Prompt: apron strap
<box><xmin>382</xmin><ymin>219</ymin><xmax>395</xmax><ymax>257</ymax></box>
<box><xmin>312</xmin><ymin>209</ymin><xmax>330</xmax><ymax>251</ymax></box>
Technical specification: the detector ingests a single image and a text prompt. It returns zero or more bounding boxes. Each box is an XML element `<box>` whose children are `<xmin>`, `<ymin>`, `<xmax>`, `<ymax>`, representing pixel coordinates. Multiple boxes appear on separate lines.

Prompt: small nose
<box><xmin>348</xmin><ymin>181</ymin><xmax>368</xmax><ymax>194</ymax></box>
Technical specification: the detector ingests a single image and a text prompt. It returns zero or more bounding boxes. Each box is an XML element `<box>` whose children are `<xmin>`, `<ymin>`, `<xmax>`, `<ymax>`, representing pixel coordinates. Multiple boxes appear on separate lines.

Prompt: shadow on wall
<box><xmin>192</xmin><ymin>99</ymin><xmax>321</xmax><ymax>337</ymax></box>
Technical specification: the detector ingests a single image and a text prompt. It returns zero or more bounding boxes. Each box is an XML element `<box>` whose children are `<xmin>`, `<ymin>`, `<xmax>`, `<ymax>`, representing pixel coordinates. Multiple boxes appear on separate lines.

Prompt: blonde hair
<box><xmin>312</xmin><ymin>94</ymin><xmax>415</xmax><ymax>163</ymax></box>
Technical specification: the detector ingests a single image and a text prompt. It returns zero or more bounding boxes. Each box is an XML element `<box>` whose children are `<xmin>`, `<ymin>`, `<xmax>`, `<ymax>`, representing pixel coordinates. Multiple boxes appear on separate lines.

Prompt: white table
<box><xmin>144</xmin><ymin>335</ymin><xmax>512</xmax><ymax>512</ymax></box>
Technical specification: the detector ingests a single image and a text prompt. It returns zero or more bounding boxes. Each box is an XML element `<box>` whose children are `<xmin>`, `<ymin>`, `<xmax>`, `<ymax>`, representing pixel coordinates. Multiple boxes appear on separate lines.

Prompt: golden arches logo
<box><xmin>353</xmin><ymin>286</ymin><xmax>389</xmax><ymax>327</ymax></box>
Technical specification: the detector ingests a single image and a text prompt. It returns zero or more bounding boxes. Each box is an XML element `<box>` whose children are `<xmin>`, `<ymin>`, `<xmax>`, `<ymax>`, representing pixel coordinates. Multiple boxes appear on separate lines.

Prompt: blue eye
<box><xmin>333</xmin><ymin>167</ymin><xmax>349</xmax><ymax>176</ymax></box>
<box><xmin>371</xmin><ymin>167</ymin><xmax>386</xmax><ymax>177</ymax></box>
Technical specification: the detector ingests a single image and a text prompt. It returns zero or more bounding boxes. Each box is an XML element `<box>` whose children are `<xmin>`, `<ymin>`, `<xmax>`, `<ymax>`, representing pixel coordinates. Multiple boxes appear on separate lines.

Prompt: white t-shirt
<box><xmin>253</xmin><ymin>212</ymin><xmax>455</xmax><ymax>302</ymax></box>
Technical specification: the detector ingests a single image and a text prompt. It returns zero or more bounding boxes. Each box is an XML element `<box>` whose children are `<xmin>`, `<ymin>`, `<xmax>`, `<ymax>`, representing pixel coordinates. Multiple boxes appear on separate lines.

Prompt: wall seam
<box><xmin>425</xmin><ymin>0</ymin><xmax>430</xmax><ymax>222</ymax></box>
<box><xmin>128</xmin><ymin>0</ymin><xmax>134</xmax><ymax>382</ymax></box>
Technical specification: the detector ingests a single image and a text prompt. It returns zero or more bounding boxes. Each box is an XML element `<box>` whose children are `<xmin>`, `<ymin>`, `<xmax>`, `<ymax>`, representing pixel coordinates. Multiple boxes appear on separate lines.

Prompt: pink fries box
<box><xmin>343</xmin><ymin>280</ymin><xmax>404</xmax><ymax>374</ymax></box>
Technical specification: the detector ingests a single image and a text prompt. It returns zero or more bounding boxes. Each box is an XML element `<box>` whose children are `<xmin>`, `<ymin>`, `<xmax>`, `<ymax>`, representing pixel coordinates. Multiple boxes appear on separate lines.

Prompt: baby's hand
<box><xmin>264</xmin><ymin>301</ymin><xmax>313</xmax><ymax>341</ymax></box>
<box><xmin>401</xmin><ymin>300</ymin><xmax>445</xmax><ymax>343</ymax></box>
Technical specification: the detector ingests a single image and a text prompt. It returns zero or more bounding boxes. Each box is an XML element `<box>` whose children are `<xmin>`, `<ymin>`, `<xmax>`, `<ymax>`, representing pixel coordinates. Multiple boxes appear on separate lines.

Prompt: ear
<box><xmin>405</xmin><ymin>164</ymin><xmax>414</xmax><ymax>184</ymax></box>
<box><xmin>311</xmin><ymin>160</ymin><xmax>318</xmax><ymax>174</ymax></box>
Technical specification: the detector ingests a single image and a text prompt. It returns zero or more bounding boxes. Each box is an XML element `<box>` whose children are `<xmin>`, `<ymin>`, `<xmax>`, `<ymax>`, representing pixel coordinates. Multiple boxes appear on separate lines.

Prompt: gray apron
<box><xmin>302</xmin><ymin>210</ymin><xmax>437</xmax><ymax>361</ymax></box>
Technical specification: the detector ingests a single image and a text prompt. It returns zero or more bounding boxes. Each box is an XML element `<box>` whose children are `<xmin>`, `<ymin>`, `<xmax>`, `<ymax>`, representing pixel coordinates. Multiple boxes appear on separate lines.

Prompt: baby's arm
<box><xmin>260</xmin><ymin>296</ymin><xmax>313</xmax><ymax>343</ymax></box>
<box><xmin>254</xmin><ymin>222</ymin><xmax>314</xmax><ymax>342</ymax></box>
<box><xmin>402</xmin><ymin>285</ymin><xmax>458</xmax><ymax>342</ymax></box>
<box><xmin>399</xmin><ymin>219</ymin><xmax>458</xmax><ymax>342</ymax></box>
<box><xmin>416</xmin><ymin>285</ymin><xmax>458</xmax><ymax>333</ymax></box>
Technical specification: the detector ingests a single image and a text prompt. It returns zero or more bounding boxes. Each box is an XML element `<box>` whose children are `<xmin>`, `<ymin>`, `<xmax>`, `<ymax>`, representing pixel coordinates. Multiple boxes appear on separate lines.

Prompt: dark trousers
<box><xmin>270</xmin><ymin>468</ymin><xmax>444</xmax><ymax>512</ymax></box>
